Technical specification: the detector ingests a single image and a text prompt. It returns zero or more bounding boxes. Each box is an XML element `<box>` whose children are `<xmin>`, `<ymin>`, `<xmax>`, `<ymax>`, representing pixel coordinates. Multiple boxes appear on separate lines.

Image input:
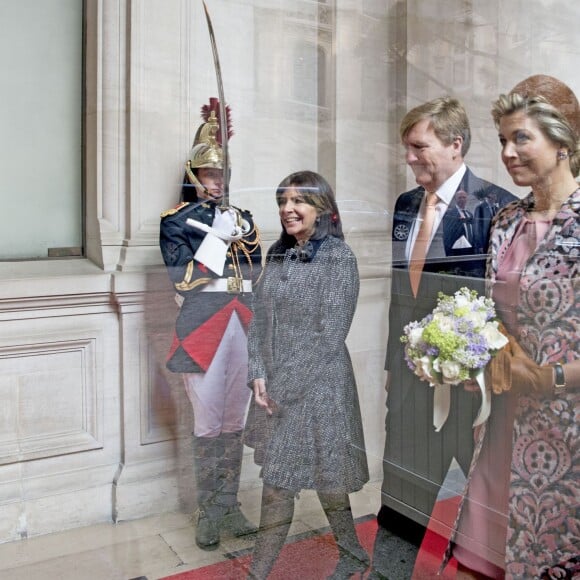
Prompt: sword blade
<box><xmin>202</xmin><ymin>1</ymin><xmax>230</xmax><ymax>207</ymax></box>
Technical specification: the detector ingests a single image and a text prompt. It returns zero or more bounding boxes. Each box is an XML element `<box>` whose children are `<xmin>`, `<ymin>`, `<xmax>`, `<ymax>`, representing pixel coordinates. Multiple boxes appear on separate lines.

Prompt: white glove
<box><xmin>186</xmin><ymin>208</ymin><xmax>243</xmax><ymax>243</ymax></box>
<box><xmin>212</xmin><ymin>208</ymin><xmax>242</xmax><ymax>238</ymax></box>
<box><xmin>188</xmin><ymin>208</ymin><xmax>245</xmax><ymax>276</ymax></box>
<box><xmin>194</xmin><ymin>233</ymin><xmax>228</xmax><ymax>276</ymax></box>
<box><xmin>191</xmin><ymin>208</ymin><xmax>240</xmax><ymax>276</ymax></box>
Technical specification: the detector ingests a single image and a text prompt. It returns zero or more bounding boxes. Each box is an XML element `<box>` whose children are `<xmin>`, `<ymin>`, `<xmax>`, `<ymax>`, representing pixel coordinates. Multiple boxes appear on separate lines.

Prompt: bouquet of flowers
<box><xmin>401</xmin><ymin>287</ymin><xmax>508</xmax><ymax>430</ymax></box>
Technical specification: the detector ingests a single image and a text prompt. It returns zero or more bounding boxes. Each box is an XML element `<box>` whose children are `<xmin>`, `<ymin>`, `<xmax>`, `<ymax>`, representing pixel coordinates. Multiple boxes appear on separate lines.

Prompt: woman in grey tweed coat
<box><xmin>246</xmin><ymin>171</ymin><xmax>369</xmax><ymax>579</ymax></box>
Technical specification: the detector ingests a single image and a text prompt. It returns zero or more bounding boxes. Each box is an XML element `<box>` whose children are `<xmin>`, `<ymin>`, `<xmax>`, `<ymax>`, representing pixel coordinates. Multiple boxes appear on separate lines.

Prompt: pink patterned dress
<box><xmin>444</xmin><ymin>189</ymin><xmax>580</xmax><ymax>579</ymax></box>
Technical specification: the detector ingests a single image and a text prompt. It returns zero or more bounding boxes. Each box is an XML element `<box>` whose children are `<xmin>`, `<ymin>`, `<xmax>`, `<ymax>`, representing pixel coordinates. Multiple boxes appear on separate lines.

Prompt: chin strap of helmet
<box><xmin>185</xmin><ymin>160</ymin><xmax>211</xmax><ymax>199</ymax></box>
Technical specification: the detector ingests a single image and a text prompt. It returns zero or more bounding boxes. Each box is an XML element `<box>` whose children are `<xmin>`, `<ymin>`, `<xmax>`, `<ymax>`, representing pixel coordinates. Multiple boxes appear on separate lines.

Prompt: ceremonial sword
<box><xmin>202</xmin><ymin>1</ymin><xmax>230</xmax><ymax>209</ymax></box>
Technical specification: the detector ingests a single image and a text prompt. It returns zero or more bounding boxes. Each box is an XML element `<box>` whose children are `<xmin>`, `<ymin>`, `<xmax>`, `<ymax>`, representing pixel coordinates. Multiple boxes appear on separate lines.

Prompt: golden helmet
<box><xmin>189</xmin><ymin>109</ymin><xmax>223</xmax><ymax>169</ymax></box>
<box><xmin>187</xmin><ymin>98</ymin><xmax>232</xmax><ymax>171</ymax></box>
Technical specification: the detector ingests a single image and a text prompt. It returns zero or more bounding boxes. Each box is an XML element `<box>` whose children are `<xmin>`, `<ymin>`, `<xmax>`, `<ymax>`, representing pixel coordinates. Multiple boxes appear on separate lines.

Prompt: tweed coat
<box><xmin>246</xmin><ymin>235</ymin><xmax>369</xmax><ymax>493</ymax></box>
<box><xmin>445</xmin><ymin>188</ymin><xmax>580</xmax><ymax>578</ymax></box>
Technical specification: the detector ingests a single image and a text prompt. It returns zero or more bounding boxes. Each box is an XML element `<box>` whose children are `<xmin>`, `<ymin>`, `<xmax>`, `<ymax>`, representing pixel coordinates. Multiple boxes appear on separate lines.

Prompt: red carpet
<box><xmin>412</xmin><ymin>495</ymin><xmax>459</xmax><ymax>579</ymax></box>
<box><xmin>160</xmin><ymin>517</ymin><xmax>378</xmax><ymax>580</ymax></box>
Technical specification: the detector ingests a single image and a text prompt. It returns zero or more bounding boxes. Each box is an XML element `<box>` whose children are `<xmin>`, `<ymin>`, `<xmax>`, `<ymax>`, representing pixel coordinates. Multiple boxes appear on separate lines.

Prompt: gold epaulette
<box><xmin>160</xmin><ymin>201</ymin><xmax>190</xmax><ymax>218</ymax></box>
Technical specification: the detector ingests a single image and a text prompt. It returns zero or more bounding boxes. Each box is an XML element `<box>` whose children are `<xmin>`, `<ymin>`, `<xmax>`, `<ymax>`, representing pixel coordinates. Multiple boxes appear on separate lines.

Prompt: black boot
<box><xmin>319</xmin><ymin>492</ymin><xmax>370</xmax><ymax>579</ymax></box>
<box><xmin>247</xmin><ymin>485</ymin><xmax>295</xmax><ymax>579</ymax></box>
<box><xmin>192</xmin><ymin>435</ymin><xmax>221</xmax><ymax>550</ymax></box>
<box><xmin>216</xmin><ymin>431</ymin><xmax>258</xmax><ymax>537</ymax></box>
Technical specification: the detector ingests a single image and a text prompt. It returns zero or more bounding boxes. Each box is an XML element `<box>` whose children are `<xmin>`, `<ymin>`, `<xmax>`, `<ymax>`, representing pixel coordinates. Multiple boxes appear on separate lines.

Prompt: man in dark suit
<box><xmin>377</xmin><ymin>97</ymin><xmax>515</xmax><ymax>541</ymax></box>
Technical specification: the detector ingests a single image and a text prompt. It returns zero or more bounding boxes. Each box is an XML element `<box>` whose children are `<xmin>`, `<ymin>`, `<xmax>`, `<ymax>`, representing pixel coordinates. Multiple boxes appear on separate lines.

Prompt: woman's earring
<box><xmin>557</xmin><ymin>150</ymin><xmax>569</xmax><ymax>161</ymax></box>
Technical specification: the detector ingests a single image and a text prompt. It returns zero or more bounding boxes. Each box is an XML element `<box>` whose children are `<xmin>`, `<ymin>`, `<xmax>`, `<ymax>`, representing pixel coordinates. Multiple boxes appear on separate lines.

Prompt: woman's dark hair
<box><xmin>275</xmin><ymin>170</ymin><xmax>344</xmax><ymax>247</ymax></box>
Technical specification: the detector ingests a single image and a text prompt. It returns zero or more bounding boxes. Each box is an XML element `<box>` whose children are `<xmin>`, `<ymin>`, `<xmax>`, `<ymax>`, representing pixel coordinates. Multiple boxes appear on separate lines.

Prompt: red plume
<box><xmin>200</xmin><ymin>97</ymin><xmax>233</xmax><ymax>144</ymax></box>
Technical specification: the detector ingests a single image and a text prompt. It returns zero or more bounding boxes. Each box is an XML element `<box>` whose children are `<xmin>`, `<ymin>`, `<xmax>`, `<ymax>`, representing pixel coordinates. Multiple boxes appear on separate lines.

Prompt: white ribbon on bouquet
<box><xmin>432</xmin><ymin>370</ymin><xmax>491</xmax><ymax>432</ymax></box>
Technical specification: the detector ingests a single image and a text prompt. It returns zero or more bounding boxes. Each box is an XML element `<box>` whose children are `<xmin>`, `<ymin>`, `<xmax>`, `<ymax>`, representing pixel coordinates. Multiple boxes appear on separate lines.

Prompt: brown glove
<box><xmin>510</xmin><ymin>339</ymin><xmax>553</xmax><ymax>395</ymax></box>
<box><xmin>485</xmin><ymin>327</ymin><xmax>553</xmax><ymax>396</ymax></box>
<box><xmin>485</xmin><ymin>323</ymin><xmax>514</xmax><ymax>395</ymax></box>
<box><xmin>486</xmin><ymin>344</ymin><xmax>512</xmax><ymax>394</ymax></box>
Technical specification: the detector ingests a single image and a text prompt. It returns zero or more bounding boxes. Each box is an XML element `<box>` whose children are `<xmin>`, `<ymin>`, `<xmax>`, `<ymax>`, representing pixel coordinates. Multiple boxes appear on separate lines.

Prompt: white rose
<box><xmin>454</xmin><ymin>292</ymin><xmax>471</xmax><ymax>309</ymax></box>
<box><xmin>440</xmin><ymin>360</ymin><xmax>462</xmax><ymax>384</ymax></box>
<box><xmin>415</xmin><ymin>355</ymin><xmax>436</xmax><ymax>383</ymax></box>
<box><xmin>433</xmin><ymin>313</ymin><xmax>454</xmax><ymax>333</ymax></box>
<box><xmin>481</xmin><ymin>322</ymin><xmax>509</xmax><ymax>350</ymax></box>
<box><xmin>408</xmin><ymin>326</ymin><xmax>424</xmax><ymax>348</ymax></box>
<box><xmin>464</xmin><ymin>309</ymin><xmax>487</xmax><ymax>330</ymax></box>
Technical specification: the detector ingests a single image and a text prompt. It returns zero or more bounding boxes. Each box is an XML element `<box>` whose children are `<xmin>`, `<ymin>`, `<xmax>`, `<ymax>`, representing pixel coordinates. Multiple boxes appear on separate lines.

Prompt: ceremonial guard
<box><xmin>159</xmin><ymin>100</ymin><xmax>262</xmax><ymax>550</ymax></box>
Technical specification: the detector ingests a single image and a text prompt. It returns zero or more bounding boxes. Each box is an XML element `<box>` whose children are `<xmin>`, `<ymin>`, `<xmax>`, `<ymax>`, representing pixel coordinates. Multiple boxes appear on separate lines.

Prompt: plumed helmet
<box><xmin>189</xmin><ymin>110</ymin><xmax>223</xmax><ymax>169</ymax></box>
<box><xmin>187</xmin><ymin>98</ymin><xmax>233</xmax><ymax>170</ymax></box>
<box><xmin>182</xmin><ymin>98</ymin><xmax>234</xmax><ymax>202</ymax></box>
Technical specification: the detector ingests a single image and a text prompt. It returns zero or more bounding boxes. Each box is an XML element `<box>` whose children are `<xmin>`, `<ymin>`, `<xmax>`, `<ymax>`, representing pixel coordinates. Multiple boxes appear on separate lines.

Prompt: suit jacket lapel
<box><xmin>404</xmin><ymin>169</ymin><xmax>482</xmax><ymax>287</ymax></box>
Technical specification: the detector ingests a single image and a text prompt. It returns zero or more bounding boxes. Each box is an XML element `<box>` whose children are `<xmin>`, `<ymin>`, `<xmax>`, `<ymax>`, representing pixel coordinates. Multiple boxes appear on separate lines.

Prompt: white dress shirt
<box><xmin>405</xmin><ymin>164</ymin><xmax>466</xmax><ymax>261</ymax></box>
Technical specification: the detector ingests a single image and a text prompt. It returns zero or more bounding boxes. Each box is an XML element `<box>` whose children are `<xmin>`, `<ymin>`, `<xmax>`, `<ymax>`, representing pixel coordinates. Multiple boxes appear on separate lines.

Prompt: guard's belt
<box><xmin>199</xmin><ymin>278</ymin><xmax>252</xmax><ymax>293</ymax></box>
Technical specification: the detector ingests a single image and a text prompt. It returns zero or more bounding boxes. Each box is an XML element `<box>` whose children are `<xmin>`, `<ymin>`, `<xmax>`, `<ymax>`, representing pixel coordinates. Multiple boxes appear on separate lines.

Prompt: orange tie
<box><xmin>409</xmin><ymin>191</ymin><xmax>438</xmax><ymax>297</ymax></box>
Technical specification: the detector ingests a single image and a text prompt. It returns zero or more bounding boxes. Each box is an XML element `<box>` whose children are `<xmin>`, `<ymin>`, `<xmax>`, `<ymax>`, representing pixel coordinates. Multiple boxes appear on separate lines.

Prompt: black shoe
<box><xmin>220</xmin><ymin>504</ymin><xmax>258</xmax><ymax>537</ymax></box>
<box><xmin>195</xmin><ymin>509</ymin><xmax>220</xmax><ymax>550</ymax></box>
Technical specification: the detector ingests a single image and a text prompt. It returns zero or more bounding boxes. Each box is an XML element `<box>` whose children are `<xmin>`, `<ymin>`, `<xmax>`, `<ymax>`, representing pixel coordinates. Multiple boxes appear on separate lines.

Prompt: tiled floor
<box><xmin>0</xmin><ymin>479</ymin><xmax>417</xmax><ymax>580</ymax></box>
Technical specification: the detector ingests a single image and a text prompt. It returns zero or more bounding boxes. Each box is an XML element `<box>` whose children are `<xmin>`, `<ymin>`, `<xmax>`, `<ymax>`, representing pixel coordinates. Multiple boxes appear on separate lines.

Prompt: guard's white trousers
<box><xmin>182</xmin><ymin>312</ymin><xmax>251</xmax><ymax>437</ymax></box>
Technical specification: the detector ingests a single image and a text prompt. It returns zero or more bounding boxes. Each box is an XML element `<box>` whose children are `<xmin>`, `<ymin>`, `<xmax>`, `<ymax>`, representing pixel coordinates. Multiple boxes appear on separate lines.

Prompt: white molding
<box><xmin>0</xmin><ymin>335</ymin><xmax>103</xmax><ymax>466</ymax></box>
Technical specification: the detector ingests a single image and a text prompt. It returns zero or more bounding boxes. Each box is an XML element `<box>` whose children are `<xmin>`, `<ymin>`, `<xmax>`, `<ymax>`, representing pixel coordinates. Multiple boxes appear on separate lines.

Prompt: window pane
<box><xmin>0</xmin><ymin>0</ymin><xmax>82</xmax><ymax>260</ymax></box>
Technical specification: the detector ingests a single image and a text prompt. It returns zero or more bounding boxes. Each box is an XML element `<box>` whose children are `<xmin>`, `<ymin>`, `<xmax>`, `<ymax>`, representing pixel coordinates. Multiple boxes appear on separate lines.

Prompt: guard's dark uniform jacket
<box><xmin>160</xmin><ymin>200</ymin><xmax>262</xmax><ymax>373</ymax></box>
